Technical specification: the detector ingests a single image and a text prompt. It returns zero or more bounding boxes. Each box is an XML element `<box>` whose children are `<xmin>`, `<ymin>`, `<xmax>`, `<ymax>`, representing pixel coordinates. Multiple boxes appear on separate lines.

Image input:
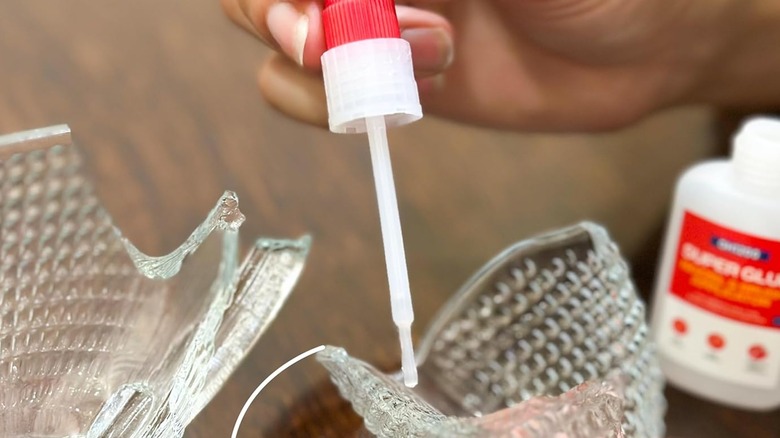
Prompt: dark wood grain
<box><xmin>1</xmin><ymin>2</ymin><xmax>777</xmax><ymax>437</ymax></box>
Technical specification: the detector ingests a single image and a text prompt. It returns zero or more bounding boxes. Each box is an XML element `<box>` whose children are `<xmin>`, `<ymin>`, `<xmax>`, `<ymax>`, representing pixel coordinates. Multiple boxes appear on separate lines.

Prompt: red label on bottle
<box><xmin>670</xmin><ymin>212</ymin><xmax>780</xmax><ymax>329</ymax></box>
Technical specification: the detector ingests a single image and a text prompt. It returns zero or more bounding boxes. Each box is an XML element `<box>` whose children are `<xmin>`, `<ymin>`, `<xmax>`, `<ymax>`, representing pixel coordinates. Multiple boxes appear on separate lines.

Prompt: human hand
<box><xmin>221</xmin><ymin>0</ymin><xmax>769</xmax><ymax>132</ymax></box>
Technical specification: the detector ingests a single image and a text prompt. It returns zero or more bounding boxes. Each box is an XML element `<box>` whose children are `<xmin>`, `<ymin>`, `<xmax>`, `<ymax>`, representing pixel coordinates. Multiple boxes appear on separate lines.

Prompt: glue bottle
<box><xmin>651</xmin><ymin>117</ymin><xmax>780</xmax><ymax>410</ymax></box>
<box><xmin>320</xmin><ymin>0</ymin><xmax>422</xmax><ymax>387</ymax></box>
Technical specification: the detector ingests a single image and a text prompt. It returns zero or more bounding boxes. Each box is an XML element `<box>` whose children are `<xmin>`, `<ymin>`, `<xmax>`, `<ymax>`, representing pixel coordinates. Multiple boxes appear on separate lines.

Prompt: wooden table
<box><xmin>1</xmin><ymin>2</ymin><xmax>777</xmax><ymax>437</ymax></box>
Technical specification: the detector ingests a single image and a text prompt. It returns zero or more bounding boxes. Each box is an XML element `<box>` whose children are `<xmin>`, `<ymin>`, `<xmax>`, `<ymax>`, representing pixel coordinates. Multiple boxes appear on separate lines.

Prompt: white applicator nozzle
<box><xmin>321</xmin><ymin>0</ymin><xmax>423</xmax><ymax>387</ymax></box>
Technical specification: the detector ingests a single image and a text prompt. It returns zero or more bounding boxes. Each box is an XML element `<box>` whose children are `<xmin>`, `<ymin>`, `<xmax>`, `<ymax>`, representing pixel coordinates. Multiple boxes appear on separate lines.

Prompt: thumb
<box><xmin>500</xmin><ymin>0</ymin><xmax>611</xmax><ymax>19</ymax></box>
<box><xmin>495</xmin><ymin>0</ymin><xmax>668</xmax><ymax>61</ymax></box>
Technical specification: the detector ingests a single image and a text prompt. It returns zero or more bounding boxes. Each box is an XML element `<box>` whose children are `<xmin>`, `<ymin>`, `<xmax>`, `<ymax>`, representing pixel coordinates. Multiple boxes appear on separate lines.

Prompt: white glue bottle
<box><xmin>651</xmin><ymin>117</ymin><xmax>780</xmax><ymax>410</ymax></box>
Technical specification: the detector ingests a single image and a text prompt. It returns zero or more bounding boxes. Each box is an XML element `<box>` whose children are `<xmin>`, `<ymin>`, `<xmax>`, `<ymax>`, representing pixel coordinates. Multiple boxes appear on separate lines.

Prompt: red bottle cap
<box><xmin>322</xmin><ymin>0</ymin><xmax>401</xmax><ymax>50</ymax></box>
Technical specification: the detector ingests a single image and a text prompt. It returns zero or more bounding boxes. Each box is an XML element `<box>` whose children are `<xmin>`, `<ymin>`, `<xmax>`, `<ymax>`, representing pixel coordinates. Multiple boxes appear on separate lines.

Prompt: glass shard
<box><xmin>0</xmin><ymin>125</ymin><xmax>310</xmax><ymax>438</ymax></box>
<box><xmin>318</xmin><ymin>223</ymin><xmax>665</xmax><ymax>437</ymax></box>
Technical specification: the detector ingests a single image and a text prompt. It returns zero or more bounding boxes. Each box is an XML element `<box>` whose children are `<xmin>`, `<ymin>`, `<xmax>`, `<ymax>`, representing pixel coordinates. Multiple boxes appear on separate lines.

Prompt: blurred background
<box><xmin>1</xmin><ymin>1</ymin><xmax>765</xmax><ymax>437</ymax></box>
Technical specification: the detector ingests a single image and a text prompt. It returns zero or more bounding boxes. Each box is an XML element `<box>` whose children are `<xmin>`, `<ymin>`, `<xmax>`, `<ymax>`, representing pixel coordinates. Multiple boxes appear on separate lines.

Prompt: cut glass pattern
<box><xmin>319</xmin><ymin>223</ymin><xmax>665</xmax><ymax>437</ymax></box>
<box><xmin>0</xmin><ymin>125</ymin><xmax>310</xmax><ymax>437</ymax></box>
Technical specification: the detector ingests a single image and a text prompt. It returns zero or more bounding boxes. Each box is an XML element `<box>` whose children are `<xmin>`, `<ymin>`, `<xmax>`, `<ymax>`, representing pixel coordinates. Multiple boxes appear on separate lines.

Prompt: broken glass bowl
<box><xmin>0</xmin><ymin>126</ymin><xmax>310</xmax><ymax>437</ymax></box>
<box><xmin>318</xmin><ymin>223</ymin><xmax>666</xmax><ymax>437</ymax></box>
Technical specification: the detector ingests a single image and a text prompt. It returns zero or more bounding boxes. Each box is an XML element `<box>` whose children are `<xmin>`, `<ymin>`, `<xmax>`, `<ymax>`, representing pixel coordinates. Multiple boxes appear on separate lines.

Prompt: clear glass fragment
<box><xmin>0</xmin><ymin>125</ymin><xmax>310</xmax><ymax>438</ymax></box>
<box><xmin>318</xmin><ymin>223</ymin><xmax>665</xmax><ymax>437</ymax></box>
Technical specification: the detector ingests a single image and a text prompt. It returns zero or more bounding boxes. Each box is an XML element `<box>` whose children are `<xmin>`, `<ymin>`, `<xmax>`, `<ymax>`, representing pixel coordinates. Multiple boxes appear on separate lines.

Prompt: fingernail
<box><xmin>401</xmin><ymin>27</ymin><xmax>454</xmax><ymax>73</ymax></box>
<box><xmin>418</xmin><ymin>74</ymin><xmax>446</xmax><ymax>95</ymax></box>
<box><xmin>267</xmin><ymin>2</ymin><xmax>309</xmax><ymax>66</ymax></box>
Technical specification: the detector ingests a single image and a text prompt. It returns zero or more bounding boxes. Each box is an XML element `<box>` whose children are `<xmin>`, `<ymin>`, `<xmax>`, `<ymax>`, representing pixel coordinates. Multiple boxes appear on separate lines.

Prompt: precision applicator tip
<box><xmin>398</xmin><ymin>324</ymin><xmax>418</xmax><ymax>387</ymax></box>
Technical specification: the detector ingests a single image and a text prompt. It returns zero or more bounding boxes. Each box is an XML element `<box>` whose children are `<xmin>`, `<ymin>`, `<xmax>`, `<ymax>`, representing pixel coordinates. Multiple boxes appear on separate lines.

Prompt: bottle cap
<box><xmin>733</xmin><ymin>117</ymin><xmax>780</xmax><ymax>189</ymax></box>
<box><xmin>323</xmin><ymin>0</ymin><xmax>400</xmax><ymax>49</ymax></box>
<box><xmin>321</xmin><ymin>0</ymin><xmax>422</xmax><ymax>134</ymax></box>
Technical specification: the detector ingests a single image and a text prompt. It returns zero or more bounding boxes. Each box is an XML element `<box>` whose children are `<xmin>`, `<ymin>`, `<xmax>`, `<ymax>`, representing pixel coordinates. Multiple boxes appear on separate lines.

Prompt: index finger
<box><xmin>221</xmin><ymin>0</ymin><xmax>327</xmax><ymax>69</ymax></box>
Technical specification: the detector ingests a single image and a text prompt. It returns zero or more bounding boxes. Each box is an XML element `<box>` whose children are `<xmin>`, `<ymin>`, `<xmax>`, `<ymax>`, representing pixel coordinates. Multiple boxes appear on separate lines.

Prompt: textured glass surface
<box><xmin>319</xmin><ymin>223</ymin><xmax>665</xmax><ymax>437</ymax></box>
<box><xmin>0</xmin><ymin>126</ymin><xmax>310</xmax><ymax>437</ymax></box>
